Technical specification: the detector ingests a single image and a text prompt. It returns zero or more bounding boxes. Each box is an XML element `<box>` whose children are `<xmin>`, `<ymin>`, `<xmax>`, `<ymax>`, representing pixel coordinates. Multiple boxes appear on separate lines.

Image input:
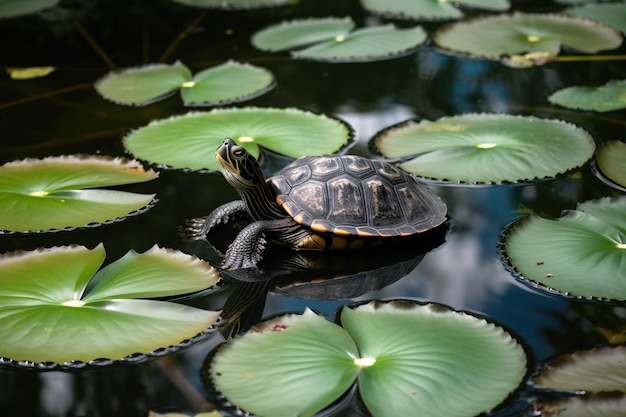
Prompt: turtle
<box><xmin>198</xmin><ymin>137</ymin><xmax>447</xmax><ymax>269</ymax></box>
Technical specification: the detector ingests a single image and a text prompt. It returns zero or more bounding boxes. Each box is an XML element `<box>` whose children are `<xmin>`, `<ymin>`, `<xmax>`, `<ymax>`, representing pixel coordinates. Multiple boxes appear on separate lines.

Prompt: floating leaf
<box><xmin>209</xmin><ymin>300</ymin><xmax>526</xmax><ymax>417</ymax></box>
<box><xmin>433</xmin><ymin>13</ymin><xmax>623</xmax><ymax>64</ymax></box>
<box><xmin>0</xmin><ymin>155</ymin><xmax>158</xmax><ymax>233</ymax></box>
<box><xmin>596</xmin><ymin>141</ymin><xmax>626</xmax><ymax>188</ymax></box>
<box><xmin>535</xmin><ymin>393</ymin><xmax>626</xmax><ymax>417</ymax></box>
<box><xmin>565</xmin><ymin>2</ymin><xmax>626</xmax><ymax>33</ymax></box>
<box><xmin>95</xmin><ymin>61</ymin><xmax>274</xmax><ymax>107</ymax></box>
<box><xmin>252</xmin><ymin>17</ymin><xmax>427</xmax><ymax>62</ymax></box>
<box><xmin>373</xmin><ymin>113</ymin><xmax>596</xmax><ymax>184</ymax></box>
<box><xmin>0</xmin><ymin>244</ymin><xmax>220</xmax><ymax>365</ymax></box>
<box><xmin>0</xmin><ymin>0</ymin><xmax>58</xmax><ymax>18</ymax></box>
<box><xmin>533</xmin><ymin>346</ymin><xmax>626</xmax><ymax>392</ymax></box>
<box><xmin>360</xmin><ymin>0</ymin><xmax>509</xmax><ymax>21</ymax></box>
<box><xmin>548</xmin><ymin>80</ymin><xmax>626</xmax><ymax>112</ymax></box>
<box><xmin>252</xmin><ymin>17</ymin><xmax>355</xmax><ymax>52</ymax></box>
<box><xmin>168</xmin><ymin>0</ymin><xmax>292</xmax><ymax>9</ymax></box>
<box><xmin>502</xmin><ymin>196</ymin><xmax>626</xmax><ymax>301</ymax></box>
<box><xmin>123</xmin><ymin>107</ymin><xmax>352</xmax><ymax>171</ymax></box>
<box><xmin>7</xmin><ymin>66</ymin><xmax>55</xmax><ymax>80</ymax></box>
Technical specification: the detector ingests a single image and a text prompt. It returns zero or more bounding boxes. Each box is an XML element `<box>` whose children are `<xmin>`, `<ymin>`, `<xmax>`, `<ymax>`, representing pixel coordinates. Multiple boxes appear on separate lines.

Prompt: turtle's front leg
<box><xmin>221</xmin><ymin>217</ymin><xmax>296</xmax><ymax>269</ymax></box>
<box><xmin>182</xmin><ymin>200</ymin><xmax>249</xmax><ymax>240</ymax></box>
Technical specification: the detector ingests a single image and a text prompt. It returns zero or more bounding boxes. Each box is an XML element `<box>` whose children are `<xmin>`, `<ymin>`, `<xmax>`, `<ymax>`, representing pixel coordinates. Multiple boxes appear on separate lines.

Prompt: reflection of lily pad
<box><xmin>596</xmin><ymin>141</ymin><xmax>626</xmax><ymax>189</ymax></box>
<box><xmin>565</xmin><ymin>2</ymin><xmax>626</xmax><ymax>33</ymax></box>
<box><xmin>123</xmin><ymin>107</ymin><xmax>352</xmax><ymax>171</ymax></box>
<box><xmin>0</xmin><ymin>244</ymin><xmax>220</xmax><ymax>366</ymax></box>
<box><xmin>209</xmin><ymin>300</ymin><xmax>527</xmax><ymax>417</ymax></box>
<box><xmin>0</xmin><ymin>155</ymin><xmax>158</xmax><ymax>233</ymax></box>
<box><xmin>433</xmin><ymin>13</ymin><xmax>622</xmax><ymax>64</ymax></box>
<box><xmin>252</xmin><ymin>17</ymin><xmax>427</xmax><ymax>62</ymax></box>
<box><xmin>95</xmin><ymin>60</ymin><xmax>274</xmax><ymax>107</ymax></box>
<box><xmin>360</xmin><ymin>0</ymin><xmax>510</xmax><ymax>21</ymax></box>
<box><xmin>373</xmin><ymin>113</ymin><xmax>596</xmax><ymax>184</ymax></box>
<box><xmin>0</xmin><ymin>0</ymin><xmax>58</xmax><ymax>18</ymax></box>
<box><xmin>534</xmin><ymin>346</ymin><xmax>626</xmax><ymax>392</ymax></box>
<box><xmin>502</xmin><ymin>196</ymin><xmax>626</xmax><ymax>301</ymax></box>
<box><xmin>548</xmin><ymin>80</ymin><xmax>626</xmax><ymax>112</ymax></box>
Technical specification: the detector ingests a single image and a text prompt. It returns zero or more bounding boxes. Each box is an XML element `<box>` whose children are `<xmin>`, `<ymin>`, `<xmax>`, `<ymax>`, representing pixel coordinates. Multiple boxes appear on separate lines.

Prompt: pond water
<box><xmin>1</xmin><ymin>1</ymin><xmax>625</xmax><ymax>416</ymax></box>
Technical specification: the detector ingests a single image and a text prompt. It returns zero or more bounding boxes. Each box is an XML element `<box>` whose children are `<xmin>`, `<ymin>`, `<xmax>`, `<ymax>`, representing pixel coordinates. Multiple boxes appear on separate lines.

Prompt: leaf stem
<box><xmin>555</xmin><ymin>55</ymin><xmax>626</xmax><ymax>62</ymax></box>
<box><xmin>73</xmin><ymin>21</ymin><xmax>117</xmax><ymax>70</ymax></box>
<box><xmin>159</xmin><ymin>12</ymin><xmax>209</xmax><ymax>63</ymax></box>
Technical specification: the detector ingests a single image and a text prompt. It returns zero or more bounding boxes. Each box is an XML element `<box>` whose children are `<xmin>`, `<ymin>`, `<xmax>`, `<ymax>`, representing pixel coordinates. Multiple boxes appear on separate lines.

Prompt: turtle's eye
<box><xmin>232</xmin><ymin>146</ymin><xmax>245</xmax><ymax>158</ymax></box>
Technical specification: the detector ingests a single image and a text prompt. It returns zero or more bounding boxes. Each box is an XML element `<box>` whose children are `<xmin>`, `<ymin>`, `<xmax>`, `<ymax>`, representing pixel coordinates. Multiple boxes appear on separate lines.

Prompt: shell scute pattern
<box><xmin>270</xmin><ymin>155</ymin><xmax>446</xmax><ymax>237</ymax></box>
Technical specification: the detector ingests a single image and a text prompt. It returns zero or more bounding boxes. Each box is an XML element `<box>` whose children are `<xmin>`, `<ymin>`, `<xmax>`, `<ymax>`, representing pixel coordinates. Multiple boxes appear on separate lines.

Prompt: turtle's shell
<box><xmin>269</xmin><ymin>155</ymin><xmax>447</xmax><ymax>237</ymax></box>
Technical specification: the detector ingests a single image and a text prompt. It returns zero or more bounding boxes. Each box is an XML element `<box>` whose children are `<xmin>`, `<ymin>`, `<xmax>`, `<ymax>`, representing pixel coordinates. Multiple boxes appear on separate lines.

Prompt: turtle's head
<box><xmin>216</xmin><ymin>137</ymin><xmax>264</xmax><ymax>189</ymax></box>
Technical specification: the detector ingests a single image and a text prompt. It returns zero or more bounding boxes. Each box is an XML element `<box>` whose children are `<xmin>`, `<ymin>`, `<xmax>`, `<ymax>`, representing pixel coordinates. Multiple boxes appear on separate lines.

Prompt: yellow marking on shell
<box><xmin>356</xmin><ymin>230</ymin><xmax>376</xmax><ymax>237</ymax></box>
<box><xmin>332</xmin><ymin>227</ymin><xmax>352</xmax><ymax>236</ymax></box>
<box><xmin>310</xmin><ymin>222</ymin><xmax>330</xmax><ymax>233</ymax></box>
<box><xmin>332</xmin><ymin>237</ymin><xmax>348</xmax><ymax>250</ymax></box>
<box><xmin>298</xmin><ymin>235</ymin><xmax>327</xmax><ymax>250</ymax></box>
<box><xmin>293</xmin><ymin>212</ymin><xmax>305</xmax><ymax>224</ymax></box>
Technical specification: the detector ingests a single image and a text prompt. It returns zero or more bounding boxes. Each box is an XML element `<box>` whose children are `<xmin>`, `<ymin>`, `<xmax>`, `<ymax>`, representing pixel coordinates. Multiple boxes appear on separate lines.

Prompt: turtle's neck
<box><xmin>238</xmin><ymin>179</ymin><xmax>286</xmax><ymax>221</ymax></box>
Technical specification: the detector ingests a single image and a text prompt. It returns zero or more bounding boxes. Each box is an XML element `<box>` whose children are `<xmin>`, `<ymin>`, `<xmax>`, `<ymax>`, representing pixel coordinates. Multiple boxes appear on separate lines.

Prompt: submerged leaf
<box><xmin>7</xmin><ymin>66</ymin><xmax>55</xmax><ymax>80</ymax></box>
<box><xmin>123</xmin><ymin>107</ymin><xmax>352</xmax><ymax>171</ymax></box>
<box><xmin>208</xmin><ymin>300</ymin><xmax>526</xmax><ymax>417</ymax></box>
<box><xmin>596</xmin><ymin>141</ymin><xmax>626</xmax><ymax>189</ymax></box>
<box><xmin>433</xmin><ymin>12</ymin><xmax>623</xmax><ymax>63</ymax></box>
<box><xmin>360</xmin><ymin>0</ymin><xmax>510</xmax><ymax>21</ymax></box>
<box><xmin>0</xmin><ymin>0</ymin><xmax>58</xmax><ymax>17</ymax></box>
<box><xmin>548</xmin><ymin>80</ymin><xmax>626</xmax><ymax>112</ymax></box>
<box><xmin>533</xmin><ymin>346</ymin><xmax>626</xmax><ymax>392</ymax></box>
<box><xmin>0</xmin><ymin>245</ymin><xmax>220</xmax><ymax>364</ymax></box>
<box><xmin>503</xmin><ymin>196</ymin><xmax>626</xmax><ymax>301</ymax></box>
<box><xmin>0</xmin><ymin>156</ymin><xmax>157</xmax><ymax>233</ymax></box>
<box><xmin>373</xmin><ymin>113</ymin><xmax>595</xmax><ymax>184</ymax></box>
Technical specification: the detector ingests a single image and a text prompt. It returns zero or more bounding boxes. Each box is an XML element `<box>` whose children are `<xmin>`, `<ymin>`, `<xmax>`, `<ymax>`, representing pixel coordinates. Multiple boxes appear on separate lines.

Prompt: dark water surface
<box><xmin>1</xmin><ymin>1</ymin><xmax>625</xmax><ymax>416</ymax></box>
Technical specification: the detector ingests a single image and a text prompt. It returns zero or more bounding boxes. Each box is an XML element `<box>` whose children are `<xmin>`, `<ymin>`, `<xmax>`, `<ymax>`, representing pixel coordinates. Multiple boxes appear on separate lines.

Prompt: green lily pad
<box><xmin>360</xmin><ymin>0</ymin><xmax>510</xmax><ymax>21</ymax></box>
<box><xmin>548</xmin><ymin>80</ymin><xmax>626</xmax><ymax>112</ymax></box>
<box><xmin>168</xmin><ymin>0</ymin><xmax>292</xmax><ymax>9</ymax></box>
<box><xmin>95</xmin><ymin>60</ymin><xmax>274</xmax><ymax>107</ymax></box>
<box><xmin>209</xmin><ymin>300</ymin><xmax>527</xmax><ymax>417</ymax></box>
<box><xmin>502</xmin><ymin>196</ymin><xmax>626</xmax><ymax>301</ymax></box>
<box><xmin>0</xmin><ymin>0</ymin><xmax>58</xmax><ymax>18</ymax></box>
<box><xmin>596</xmin><ymin>141</ymin><xmax>626</xmax><ymax>189</ymax></box>
<box><xmin>252</xmin><ymin>17</ymin><xmax>427</xmax><ymax>62</ymax></box>
<box><xmin>373</xmin><ymin>113</ymin><xmax>596</xmax><ymax>184</ymax></box>
<box><xmin>123</xmin><ymin>107</ymin><xmax>352</xmax><ymax>171</ymax></box>
<box><xmin>433</xmin><ymin>12</ymin><xmax>623</xmax><ymax>64</ymax></box>
<box><xmin>565</xmin><ymin>2</ymin><xmax>626</xmax><ymax>33</ymax></box>
<box><xmin>0</xmin><ymin>244</ymin><xmax>220</xmax><ymax>366</ymax></box>
<box><xmin>0</xmin><ymin>155</ymin><xmax>158</xmax><ymax>233</ymax></box>
<box><xmin>533</xmin><ymin>346</ymin><xmax>626</xmax><ymax>392</ymax></box>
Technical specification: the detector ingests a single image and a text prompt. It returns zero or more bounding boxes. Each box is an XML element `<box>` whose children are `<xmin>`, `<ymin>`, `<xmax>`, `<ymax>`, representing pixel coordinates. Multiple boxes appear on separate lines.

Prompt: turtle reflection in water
<box><xmin>188</xmin><ymin>137</ymin><xmax>447</xmax><ymax>269</ymax></box>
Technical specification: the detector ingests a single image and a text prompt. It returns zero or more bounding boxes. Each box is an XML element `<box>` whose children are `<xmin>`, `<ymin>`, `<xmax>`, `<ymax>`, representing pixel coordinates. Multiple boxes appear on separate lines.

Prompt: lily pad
<box><xmin>433</xmin><ymin>13</ymin><xmax>623</xmax><ymax>64</ymax></box>
<box><xmin>0</xmin><ymin>244</ymin><xmax>220</xmax><ymax>366</ymax></box>
<box><xmin>95</xmin><ymin>60</ymin><xmax>274</xmax><ymax>107</ymax></box>
<box><xmin>596</xmin><ymin>141</ymin><xmax>626</xmax><ymax>189</ymax></box>
<box><xmin>168</xmin><ymin>0</ymin><xmax>292</xmax><ymax>9</ymax></box>
<box><xmin>0</xmin><ymin>0</ymin><xmax>58</xmax><ymax>18</ymax></box>
<box><xmin>209</xmin><ymin>300</ymin><xmax>527</xmax><ymax>417</ymax></box>
<box><xmin>533</xmin><ymin>346</ymin><xmax>626</xmax><ymax>392</ymax></box>
<box><xmin>565</xmin><ymin>2</ymin><xmax>626</xmax><ymax>33</ymax></box>
<box><xmin>360</xmin><ymin>0</ymin><xmax>510</xmax><ymax>21</ymax></box>
<box><xmin>252</xmin><ymin>17</ymin><xmax>427</xmax><ymax>62</ymax></box>
<box><xmin>548</xmin><ymin>79</ymin><xmax>626</xmax><ymax>112</ymax></box>
<box><xmin>373</xmin><ymin>113</ymin><xmax>596</xmax><ymax>184</ymax></box>
<box><xmin>0</xmin><ymin>155</ymin><xmax>158</xmax><ymax>233</ymax></box>
<box><xmin>123</xmin><ymin>107</ymin><xmax>353</xmax><ymax>171</ymax></box>
<box><xmin>502</xmin><ymin>196</ymin><xmax>626</xmax><ymax>301</ymax></box>
<box><xmin>534</xmin><ymin>394</ymin><xmax>626</xmax><ymax>417</ymax></box>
